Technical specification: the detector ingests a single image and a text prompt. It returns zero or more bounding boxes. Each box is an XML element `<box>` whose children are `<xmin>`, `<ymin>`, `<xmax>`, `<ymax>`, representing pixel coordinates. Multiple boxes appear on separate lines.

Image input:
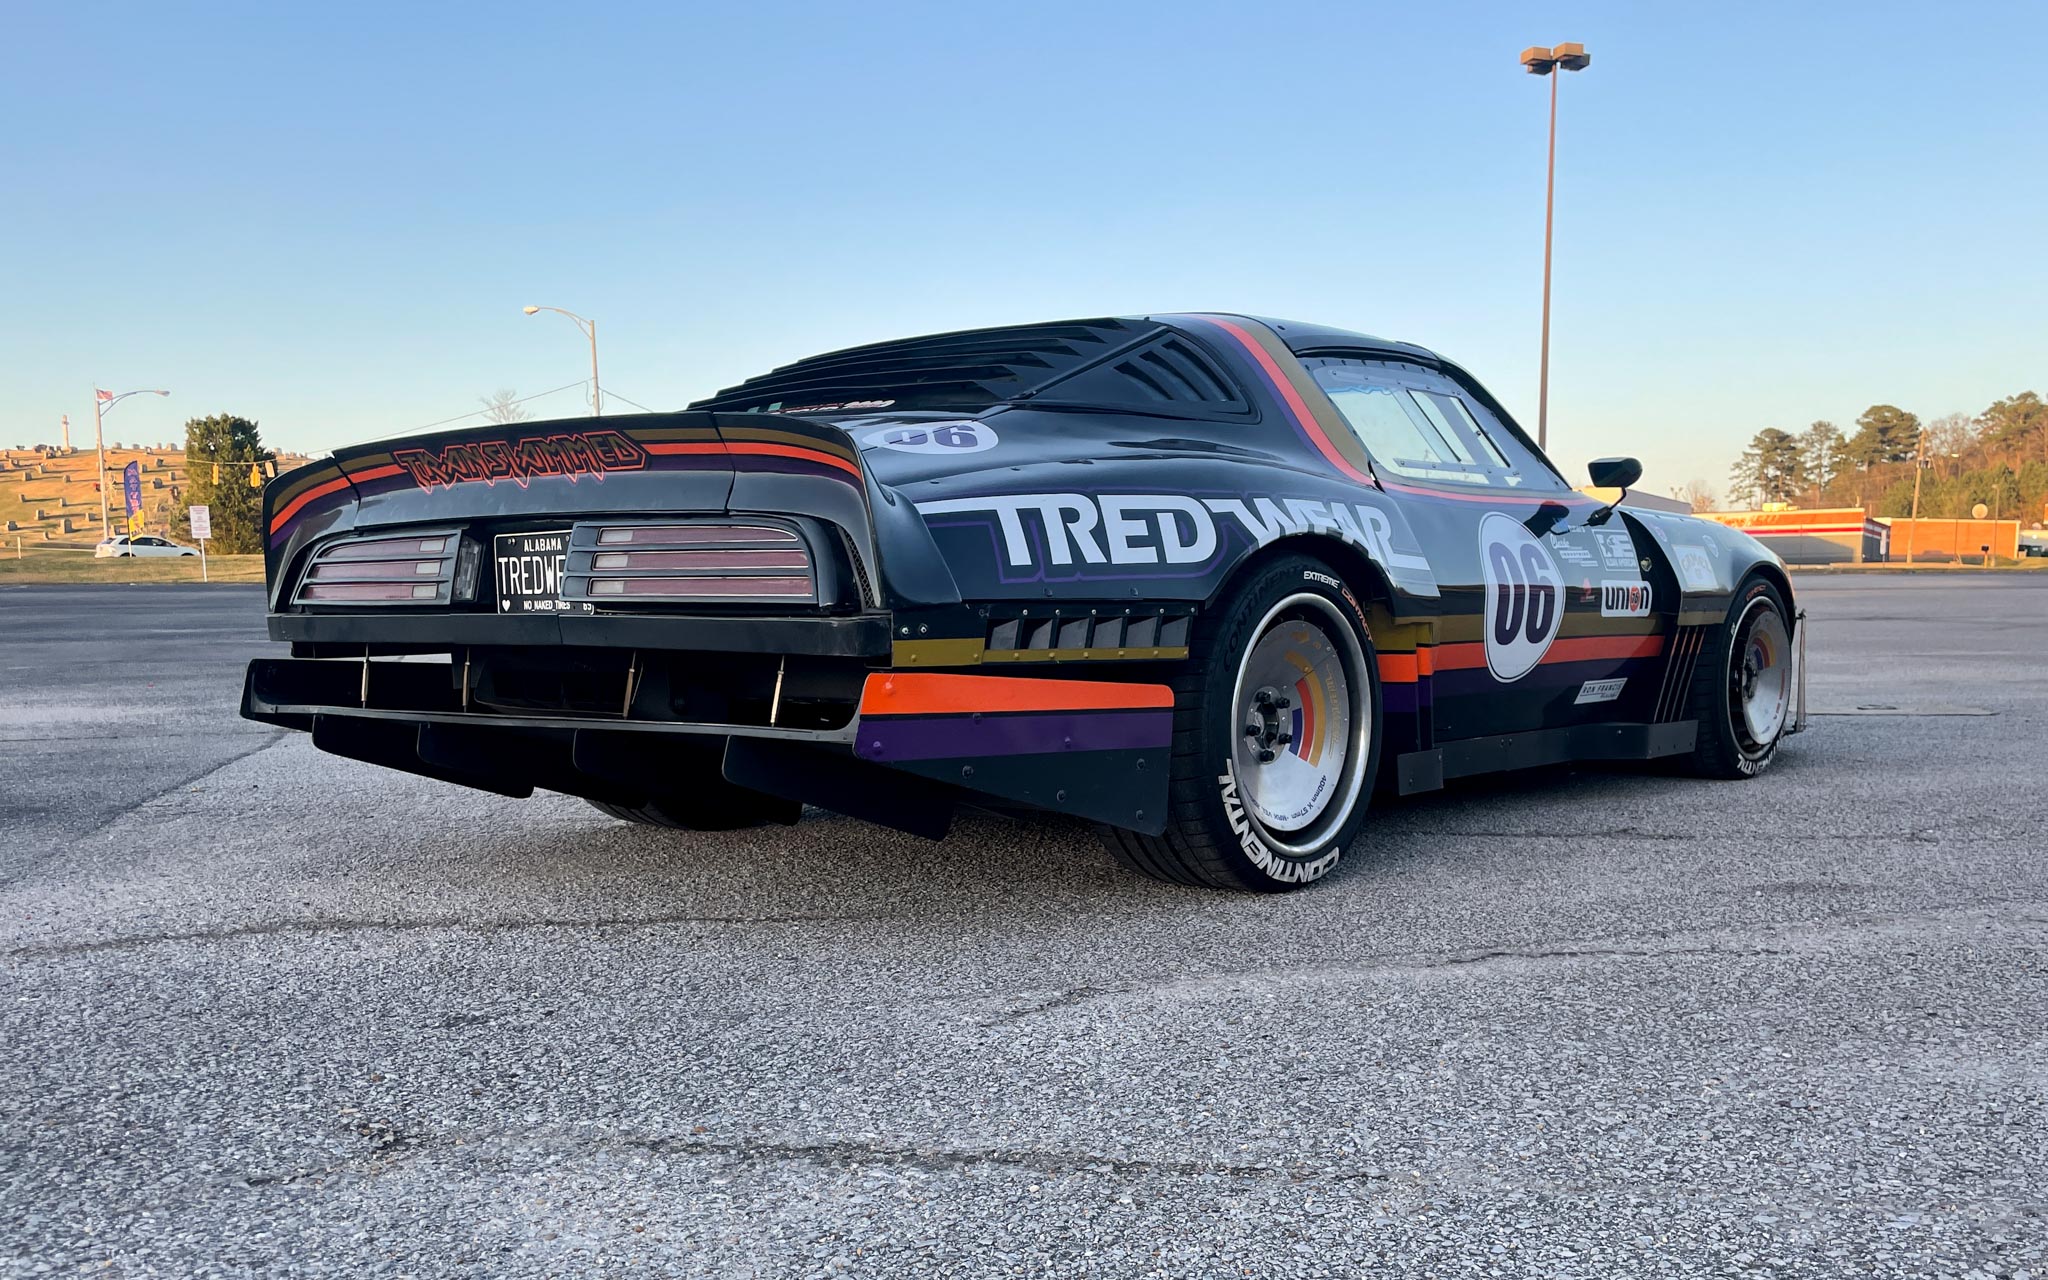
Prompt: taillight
<box><xmin>564</xmin><ymin>522</ymin><xmax>818</xmax><ymax>605</ymax></box>
<box><xmin>295</xmin><ymin>530</ymin><xmax>462</xmax><ymax>606</ymax></box>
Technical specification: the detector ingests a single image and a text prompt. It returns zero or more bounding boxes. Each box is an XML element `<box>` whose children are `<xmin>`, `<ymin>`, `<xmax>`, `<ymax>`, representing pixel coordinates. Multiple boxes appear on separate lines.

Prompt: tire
<box><xmin>1102</xmin><ymin>556</ymin><xmax>1382</xmax><ymax>891</ymax></box>
<box><xmin>586</xmin><ymin>783</ymin><xmax>800</xmax><ymax>832</ymax></box>
<box><xmin>1683</xmin><ymin>574</ymin><xmax>1794</xmax><ymax>779</ymax></box>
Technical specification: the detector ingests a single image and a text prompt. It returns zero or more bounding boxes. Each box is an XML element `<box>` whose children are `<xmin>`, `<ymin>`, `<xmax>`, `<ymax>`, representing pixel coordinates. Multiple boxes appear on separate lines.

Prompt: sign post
<box><xmin>188</xmin><ymin>505</ymin><xmax>211</xmax><ymax>582</ymax></box>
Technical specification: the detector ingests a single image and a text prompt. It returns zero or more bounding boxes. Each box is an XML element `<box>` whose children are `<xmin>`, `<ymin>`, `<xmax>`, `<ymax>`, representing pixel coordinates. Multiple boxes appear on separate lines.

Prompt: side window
<box><xmin>1307</xmin><ymin>358</ymin><xmax>1564</xmax><ymax>491</ymax></box>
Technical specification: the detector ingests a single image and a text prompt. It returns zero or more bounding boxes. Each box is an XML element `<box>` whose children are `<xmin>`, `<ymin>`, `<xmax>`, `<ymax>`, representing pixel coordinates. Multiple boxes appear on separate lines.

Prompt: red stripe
<box><xmin>643</xmin><ymin>440</ymin><xmax>862</xmax><ymax>478</ymax></box>
<box><xmin>269</xmin><ymin>476</ymin><xmax>351</xmax><ymax>532</ymax></box>
<box><xmin>860</xmin><ymin>672</ymin><xmax>1173</xmax><ymax>717</ymax></box>
<box><xmin>1205</xmin><ymin>318</ymin><xmax>1374</xmax><ymax>485</ymax></box>
<box><xmin>347</xmin><ymin>463</ymin><xmax>404</xmax><ymax>483</ymax></box>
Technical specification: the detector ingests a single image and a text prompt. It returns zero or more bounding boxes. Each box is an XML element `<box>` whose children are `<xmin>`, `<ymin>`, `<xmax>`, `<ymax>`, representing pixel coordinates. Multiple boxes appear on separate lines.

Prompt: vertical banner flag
<box><xmin>123</xmin><ymin>461</ymin><xmax>143</xmax><ymax>517</ymax></box>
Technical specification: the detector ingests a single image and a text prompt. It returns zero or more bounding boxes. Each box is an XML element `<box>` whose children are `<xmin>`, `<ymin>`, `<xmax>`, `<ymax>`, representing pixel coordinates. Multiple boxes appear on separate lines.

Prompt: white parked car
<box><xmin>95</xmin><ymin>535</ymin><xmax>199</xmax><ymax>559</ymax></box>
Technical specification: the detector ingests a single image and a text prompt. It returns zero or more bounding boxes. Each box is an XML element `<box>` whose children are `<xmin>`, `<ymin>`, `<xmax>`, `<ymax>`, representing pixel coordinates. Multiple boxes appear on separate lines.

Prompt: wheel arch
<box><xmin>1206</xmin><ymin>531</ymin><xmax>1399</xmax><ymax>622</ymax></box>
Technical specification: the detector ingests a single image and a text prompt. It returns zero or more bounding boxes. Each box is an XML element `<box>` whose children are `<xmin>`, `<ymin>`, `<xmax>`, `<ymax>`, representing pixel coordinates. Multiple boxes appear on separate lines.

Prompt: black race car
<box><xmin>244</xmin><ymin>315</ymin><xmax>1805</xmax><ymax>890</ymax></box>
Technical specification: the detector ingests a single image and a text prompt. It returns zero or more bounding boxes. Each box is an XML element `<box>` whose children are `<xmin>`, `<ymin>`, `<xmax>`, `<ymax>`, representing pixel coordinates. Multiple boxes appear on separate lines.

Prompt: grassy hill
<box><xmin>0</xmin><ymin>445</ymin><xmax>307</xmax><ymax>584</ymax></box>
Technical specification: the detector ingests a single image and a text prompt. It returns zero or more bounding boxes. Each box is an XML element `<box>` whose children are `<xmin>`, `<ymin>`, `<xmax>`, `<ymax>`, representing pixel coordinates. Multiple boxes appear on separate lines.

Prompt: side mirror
<box><xmin>1587</xmin><ymin>456</ymin><xmax>1642</xmax><ymax>490</ymax></box>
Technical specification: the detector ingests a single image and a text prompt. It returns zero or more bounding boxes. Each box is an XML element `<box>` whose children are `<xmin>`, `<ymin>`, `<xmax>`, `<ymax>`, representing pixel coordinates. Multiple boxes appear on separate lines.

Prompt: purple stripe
<box><xmin>857</xmin><ymin>709</ymin><xmax>1173</xmax><ymax>762</ymax></box>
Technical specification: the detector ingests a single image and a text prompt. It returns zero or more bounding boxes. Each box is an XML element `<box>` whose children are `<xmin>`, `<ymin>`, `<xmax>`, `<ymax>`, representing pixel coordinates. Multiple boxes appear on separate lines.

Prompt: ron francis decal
<box><xmin>394</xmin><ymin>429</ymin><xmax>647</xmax><ymax>491</ymax></box>
<box><xmin>859</xmin><ymin>421</ymin><xmax>997</xmax><ymax>455</ymax></box>
<box><xmin>915</xmin><ymin>492</ymin><xmax>1432</xmax><ymax>575</ymax></box>
<box><xmin>1574</xmin><ymin>677</ymin><xmax>1628</xmax><ymax>706</ymax></box>
<box><xmin>1479</xmin><ymin>511</ymin><xmax>1564</xmax><ymax>682</ymax></box>
<box><xmin>1599</xmin><ymin>579</ymin><xmax>1654</xmax><ymax>618</ymax></box>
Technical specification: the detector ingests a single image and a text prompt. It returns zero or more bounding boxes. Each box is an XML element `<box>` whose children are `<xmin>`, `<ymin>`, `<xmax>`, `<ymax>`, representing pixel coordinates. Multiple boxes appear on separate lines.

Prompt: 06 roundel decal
<box><xmin>860</xmin><ymin>420</ymin><xmax>997</xmax><ymax>455</ymax></box>
<box><xmin>1479</xmin><ymin>511</ymin><xmax>1564</xmax><ymax>681</ymax></box>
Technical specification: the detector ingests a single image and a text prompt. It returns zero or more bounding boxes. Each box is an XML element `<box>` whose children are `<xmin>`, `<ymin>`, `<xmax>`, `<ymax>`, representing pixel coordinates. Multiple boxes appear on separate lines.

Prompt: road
<box><xmin>2</xmin><ymin>576</ymin><xmax>2043</xmax><ymax>1278</ymax></box>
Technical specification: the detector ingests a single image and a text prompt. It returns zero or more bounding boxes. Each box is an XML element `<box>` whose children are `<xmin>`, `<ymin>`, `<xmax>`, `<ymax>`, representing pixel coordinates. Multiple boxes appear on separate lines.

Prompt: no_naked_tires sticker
<box><xmin>1479</xmin><ymin>511</ymin><xmax>1564</xmax><ymax>681</ymax></box>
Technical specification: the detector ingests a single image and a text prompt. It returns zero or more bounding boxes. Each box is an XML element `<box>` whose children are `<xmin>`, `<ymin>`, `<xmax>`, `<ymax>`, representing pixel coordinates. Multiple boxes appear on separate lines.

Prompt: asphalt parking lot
<box><xmin>2</xmin><ymin>576</ymin><xmax>2043</xmax><ymax>1278</ymax></box>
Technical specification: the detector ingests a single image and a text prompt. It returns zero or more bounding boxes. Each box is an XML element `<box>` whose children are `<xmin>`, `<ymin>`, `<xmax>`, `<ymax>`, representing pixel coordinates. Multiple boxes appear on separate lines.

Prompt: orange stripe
<box><xmin>270</xmin><ymin>475</ymin><xmax>351</xmax><ymax>532</ymax></box>
<box><xmin>1436</xmin><ymin>634</ymin><xmax>1664</xmax><ymax>672</ymax></box>
<box><xmin>1377</xmin><ymin>653</ymin><xmax>1420</xmax><ymax>683</ymax></box>
<box><xmin>1416</xmin><ymin>646</ymin><xmax>1436</xmax><ymax>676</ymax></box>
<box><xmin>1435</xmin><ymin>642</ymin><xmax>1488</xmax><ymax>671</ymax></box>
<box><xmin>860</xmin><ymin>672</ymin><xmax>1173</xmax><ymax>717</ymax></box>
<box><xmin>642</xmin><ymin>440</ymin><xmax>862</xmax><ymax>478</ymax></box>
<box><xmin>347</xmin><ymin>463</ymin><xmax>404</xmax><ymax>483</ymax></box>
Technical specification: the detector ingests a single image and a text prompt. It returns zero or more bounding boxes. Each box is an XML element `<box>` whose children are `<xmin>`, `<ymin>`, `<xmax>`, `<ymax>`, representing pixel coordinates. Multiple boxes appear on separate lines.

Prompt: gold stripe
<box><xmin>983</xmin><ymin>646</ymin><xmax>1190</xmax><ymax>663</ymax></box>
<box><xmin>891</xmin><ymin>638</ymin><xmax>987</xmax><ymax>666</ymax></box>
<box><xmin>889</xmin><ymin>639</ymin><xmax>1193</xmax><ymax>666</ymax></box>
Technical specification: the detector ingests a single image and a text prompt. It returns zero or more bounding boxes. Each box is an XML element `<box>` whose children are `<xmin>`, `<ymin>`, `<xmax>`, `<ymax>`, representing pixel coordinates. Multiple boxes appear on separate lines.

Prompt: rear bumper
<box><xmin>268</xmin><ymin>609</ymin><xmax>894</xmax><ymax>658</ymax></box>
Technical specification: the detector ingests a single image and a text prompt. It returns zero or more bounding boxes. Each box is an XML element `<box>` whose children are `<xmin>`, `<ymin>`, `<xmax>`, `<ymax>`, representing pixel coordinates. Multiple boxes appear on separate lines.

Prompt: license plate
<box><xmin>493</xmin><ymin>531</ymin><xmax>591</xmax><ymax>613</ymax></box>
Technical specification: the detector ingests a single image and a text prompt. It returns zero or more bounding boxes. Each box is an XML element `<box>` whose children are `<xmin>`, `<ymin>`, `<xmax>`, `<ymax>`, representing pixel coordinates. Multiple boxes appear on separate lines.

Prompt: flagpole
<box><xmin>94</xmin><ymin>391</ymin><xmax>109</xmax><ymax>538</ymax></box>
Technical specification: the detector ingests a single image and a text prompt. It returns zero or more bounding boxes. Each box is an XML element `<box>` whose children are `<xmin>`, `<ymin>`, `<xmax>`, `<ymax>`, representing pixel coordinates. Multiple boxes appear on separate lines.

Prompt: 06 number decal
<box><xmin>862</xmin><ymin>420</ymin><xmax>998</xmax><ymax>455</ymax></box>
<box><xmin>1479</xmin><ymin>512</ymin><xmax>1564</xmax><ymax>681</ymax></box>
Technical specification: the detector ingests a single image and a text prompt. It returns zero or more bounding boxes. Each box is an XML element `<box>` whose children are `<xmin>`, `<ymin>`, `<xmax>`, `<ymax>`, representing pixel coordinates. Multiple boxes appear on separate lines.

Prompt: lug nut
<box><xmin>1277</xmin><ymin>733</ymin><xmax>1292</xmax><ymax>745</ymax></box>
<box><xmin>1256</xmin><ymin>748</ymin><xmax>1276</xmax><ymax>763</ymax></box>
<box><xmin>1275</xmin><ymin>696</ymin><xmax>1292</xmax><ymax>709</ymax></box>
<box><xmin>1244</xmin><ymin>724</ymin><xmax>1261</xmax><ymax>738</ymax></box>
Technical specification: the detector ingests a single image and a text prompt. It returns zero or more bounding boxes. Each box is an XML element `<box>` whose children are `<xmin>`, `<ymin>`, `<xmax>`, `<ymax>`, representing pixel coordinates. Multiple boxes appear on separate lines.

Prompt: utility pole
<box><xmin>1903</xmin><ymin>428</ymin><xmax>1927</xmax><ymax>564</ymax></box>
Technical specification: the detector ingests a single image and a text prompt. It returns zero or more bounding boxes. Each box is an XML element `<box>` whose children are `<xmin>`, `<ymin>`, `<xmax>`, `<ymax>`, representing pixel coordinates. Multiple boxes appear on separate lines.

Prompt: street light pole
<box><xmin>93</xmin><ymin>388</ymin><xmax>170</xmax><ymax>537</ymax></box>
<box><xmin>523</xmin><ymin>306</ymin><xmax>601</xmax><ymax>416</ymax></box>
<box><xmin>1520</xmin><ymin>42</ymin><xmax>1591</xmax><ymax>454</ymax></box>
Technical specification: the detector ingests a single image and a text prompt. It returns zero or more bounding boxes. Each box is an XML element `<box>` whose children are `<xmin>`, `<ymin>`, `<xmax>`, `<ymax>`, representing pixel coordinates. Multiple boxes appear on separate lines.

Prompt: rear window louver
<box><xmin>1036</xmin><ymin>336</ymin><xmax>1246</xmax><ymax>410</ymax></box>
<box><xmin>690</xmin><ymin>319</ymin><xmax>1150</xmax><ymax>414</ymax></box>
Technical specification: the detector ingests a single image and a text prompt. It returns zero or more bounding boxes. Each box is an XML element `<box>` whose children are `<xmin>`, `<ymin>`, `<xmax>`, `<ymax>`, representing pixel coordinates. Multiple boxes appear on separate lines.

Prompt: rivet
<box><xmin>961</xmin><ymin>765</ymin><xmax>975</xmax><ymax>779</ymax></box>
<box><xmin>1055</xmin><ymin>789</ymin><xmax>1068</xmax><ymax>802</ymax></box>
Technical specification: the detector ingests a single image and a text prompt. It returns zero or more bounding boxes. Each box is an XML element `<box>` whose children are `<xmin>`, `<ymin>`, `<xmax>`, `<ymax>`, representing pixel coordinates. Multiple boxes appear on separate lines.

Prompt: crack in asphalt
<box><xmin>1</xmin><ymin>910</ymin><xmax>884</xmax><ymax>960</ymax></box>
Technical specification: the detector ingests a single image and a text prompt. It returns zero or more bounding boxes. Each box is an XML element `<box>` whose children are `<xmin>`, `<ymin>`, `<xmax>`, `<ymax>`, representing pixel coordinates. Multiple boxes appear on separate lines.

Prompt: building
<box><xmin>1694</xmin><ymin>507</ymin><xmax>1889</xmax><ymax>564</ymax></box>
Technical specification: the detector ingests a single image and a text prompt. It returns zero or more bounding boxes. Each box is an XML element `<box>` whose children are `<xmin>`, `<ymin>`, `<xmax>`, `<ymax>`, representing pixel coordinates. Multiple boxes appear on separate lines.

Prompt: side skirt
<box><xmin>1395</xmin><ymin>720</ymin><xmax>1697</xmax><ymax>795</ymax></box>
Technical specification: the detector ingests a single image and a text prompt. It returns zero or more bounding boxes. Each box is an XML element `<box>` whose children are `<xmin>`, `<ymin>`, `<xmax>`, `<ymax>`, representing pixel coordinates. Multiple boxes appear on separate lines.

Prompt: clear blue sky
<box><xmin>5</xmin><ymin>1</ymin><xmax>2043</xmax><ymax>499</ymax></box>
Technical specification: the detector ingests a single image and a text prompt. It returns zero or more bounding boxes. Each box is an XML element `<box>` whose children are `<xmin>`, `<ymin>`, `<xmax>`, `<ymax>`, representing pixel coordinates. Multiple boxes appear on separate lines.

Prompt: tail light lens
<box><xmin>295</xmin><ymin>530</ymin><xmax>462</xmax><ymax>606</ymax></box>
<box><xmin>564</xmin><ymin>522</ymin><xmax>818</xmax><ymax>605</ymax></box>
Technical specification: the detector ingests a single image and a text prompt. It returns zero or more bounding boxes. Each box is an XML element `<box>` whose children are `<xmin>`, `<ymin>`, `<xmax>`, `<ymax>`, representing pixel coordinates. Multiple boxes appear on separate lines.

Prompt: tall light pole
<box><xmin>1520</xmin><ymin>41</ymin><xmax>1591</xmax><ymax>454</ymax></box>
<box><xmin>523</xmin><ymin>305</ymin><xmax>601</xmax><ymax>417</ymax></box>
<box><xmin>1903</xmin><ymin>427</ymin><xmax>1928</xmax><ymax>564</ymax></box>
<box><xmin>93</xmin><ymin>388</ymin><xmax>170</xmax><ymax>537</ymax></box>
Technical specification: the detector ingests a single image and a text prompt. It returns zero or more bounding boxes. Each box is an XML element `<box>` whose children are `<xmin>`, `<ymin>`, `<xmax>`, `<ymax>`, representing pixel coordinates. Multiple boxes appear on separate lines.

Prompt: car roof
<box><xmin>1179</xmin><ymin>315</ymin><xmax>1446</xmax><ymax>367</ymax></box>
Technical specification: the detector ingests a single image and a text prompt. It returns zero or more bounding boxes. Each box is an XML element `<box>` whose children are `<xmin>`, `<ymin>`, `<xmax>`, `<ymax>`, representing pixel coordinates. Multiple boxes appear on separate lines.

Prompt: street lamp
<box><xmin>523</xmin><ymin>305</ymin><xmax>601</xmax><ymax>417</ymax></box>
<box><xmin>1520</xmin><ymin>40</ymin><xmax>1591</xmax><ymax>454</ymax></box>
<box><xmin>93</xmin><ymin>387</ymin><xmax>170</xmax><ymax>537</ymax></box>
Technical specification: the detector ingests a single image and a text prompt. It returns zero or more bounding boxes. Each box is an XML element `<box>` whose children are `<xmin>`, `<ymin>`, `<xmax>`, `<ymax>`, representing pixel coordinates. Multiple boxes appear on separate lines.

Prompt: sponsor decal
<box><xmin>859</xmin><ymin>420</ymin><xmax>997</xmax><ymax>456</ymax></box>
<box><xmin>1599</xmin><ymin>579</ymin><xmax>1654</xmax><ymax>618</ymax></box>
<box><xmin>1217</xmin><ymin>760</ymin><xmax>1340</xmax><ymax>885</ymax></box>
<box><xmin>1594</xmin><ymin>528</ymin><xmax>1637</xmax><ymax>571</ymax></box>
<box><xmin>1673</xmin><ymin>543</ymin><xmax>1719</xmax><ymax>591</ymax></box>
<box><xmin>1479</xmin><ymin>511</ymin><xmax>1564</xmax><ymax>681</ymax></box>
<box><xmin>915</xmin><ymin>492</ymin><xmax>1432</xmax><ymax>576</ymax></box>
<box><xmin>1574</xmin><ymin>677</ymin><xmax>1628</xmax><ymax>705</ymax></box>
<box><xmin>779</xmin><ymin>399</ymin><xmax>897</xmax><ymax>414</ymax></box>
<box><xmin>1553</xmin><ymin>540</ymin><xmax>1599</xmax><ymax>570</ymax></box>
<box><xmin>394</xmin><ymin>429</ymin><xmax>647</xmax><ymax>491</ymax></box>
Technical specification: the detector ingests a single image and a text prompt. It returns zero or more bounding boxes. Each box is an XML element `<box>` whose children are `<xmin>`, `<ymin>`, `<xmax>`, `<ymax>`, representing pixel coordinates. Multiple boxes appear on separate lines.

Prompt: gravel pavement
<box><xmin>2</xmin><ymin>575</ymin><xmax>2043</xmax><ymax>1278</ymax></box>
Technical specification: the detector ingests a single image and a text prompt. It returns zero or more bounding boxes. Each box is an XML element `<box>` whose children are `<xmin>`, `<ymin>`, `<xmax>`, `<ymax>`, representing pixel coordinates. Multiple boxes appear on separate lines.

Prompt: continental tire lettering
<box><xmin>393</xmin><ymin>429</ymin><xmax>648</xmax><ymax>491</ymax></box>
<box><xmin>1216</xmin><ymin>761</ymin><xmax>1340</xmax><ymax>886</ymax></box>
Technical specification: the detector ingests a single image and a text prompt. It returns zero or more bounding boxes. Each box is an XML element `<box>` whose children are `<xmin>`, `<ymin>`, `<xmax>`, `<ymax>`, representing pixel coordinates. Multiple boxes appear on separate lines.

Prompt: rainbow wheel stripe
<box><xmin>1285</xmin><ymin>652</ymin><xmax>1330</xmax><ymax>766</ymax></box>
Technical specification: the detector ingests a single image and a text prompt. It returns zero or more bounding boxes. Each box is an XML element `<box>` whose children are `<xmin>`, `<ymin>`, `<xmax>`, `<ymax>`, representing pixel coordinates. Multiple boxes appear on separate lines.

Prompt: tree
<box><xmin>1728</xmin><ymin>428</ymin><xmax>1805</xmax><ymax>508</ymax></box>
<box><xmin>1796</xmin><ymin>421</ymin><xmax>1847</xmax><ymax>502</ymax></box>
<box><xmin>1846</xmin><ymin>404</ymin><xmax>1920</xmax><ymax>467</ymax></box>
<box><xmin>479</xmin><ymin>389</ymin><xmax>530</xmax><ymax>425</ymax></box>
<box><xmin>178</xmin><ymin>414</ymin><xmax>273</xmax><ymax>554</ymax></box>
<box><xmin>1978</xmin><ymin>391</ymin><xmax>2046</xmax><ymax>468</ymax></box>
<box><xmin>1670</xmin><ymin>479</ymin><xmax>1717</xmax><ymax>512</ymax></box>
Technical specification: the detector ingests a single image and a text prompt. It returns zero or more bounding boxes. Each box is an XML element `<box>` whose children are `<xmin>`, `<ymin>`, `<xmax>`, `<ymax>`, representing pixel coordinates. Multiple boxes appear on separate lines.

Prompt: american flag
<box><xmin>95</xmin><ymin>389</ymin><xmax>113</xmax><ymax>402</ymax></box>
